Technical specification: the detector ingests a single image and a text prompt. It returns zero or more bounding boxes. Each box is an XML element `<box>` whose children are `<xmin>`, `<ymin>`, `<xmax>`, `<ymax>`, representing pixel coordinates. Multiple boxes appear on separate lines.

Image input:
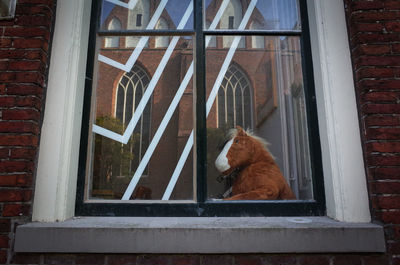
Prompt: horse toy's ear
<box><xmin>236</xmin><ymin>126</ymin><xmax>247</xmax><ymax>136</ymax></box>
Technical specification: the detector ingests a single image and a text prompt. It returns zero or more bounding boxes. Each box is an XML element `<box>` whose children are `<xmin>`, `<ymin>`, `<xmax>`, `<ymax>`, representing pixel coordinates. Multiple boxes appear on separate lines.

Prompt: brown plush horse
<box><xmin>215</xmin><ymin>126</ymin><xmax>296</xmax><ymax>200</ymax></box>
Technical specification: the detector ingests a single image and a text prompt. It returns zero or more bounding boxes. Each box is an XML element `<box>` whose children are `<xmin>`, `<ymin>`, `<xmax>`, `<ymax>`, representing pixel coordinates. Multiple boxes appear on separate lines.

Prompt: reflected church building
<box><xmin>89</xmin><ymin>0</ymin><xmax>310</xmax><ymax>202</ymax></box>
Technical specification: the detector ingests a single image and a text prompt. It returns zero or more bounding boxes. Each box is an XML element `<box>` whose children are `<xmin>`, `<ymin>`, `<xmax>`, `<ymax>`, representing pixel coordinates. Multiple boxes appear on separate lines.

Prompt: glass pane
<box><xmin>204</xmin><ymin>0</ymin><xmax>301</xmax><ymax>31</ymax></box>
<box><xmin>206</xmin><ymin>35</ymin><xmax>312</xmax><ymax>201</ymax></box>
<box><xmin>100</xmin><ymin>0</ymin><xmax>193</xmax><ymax>31</ymax></box>
<box><xmin>87</xmin><ymin>35</ymin><xmax>194</xmax><ymax>201</ymax></box>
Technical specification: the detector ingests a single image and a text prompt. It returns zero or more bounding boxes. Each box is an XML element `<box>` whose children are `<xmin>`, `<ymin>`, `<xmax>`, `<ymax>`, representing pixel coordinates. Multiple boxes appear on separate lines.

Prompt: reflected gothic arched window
<box><xmin>105</xmin><ymin>18</ymin><xmax>121</xmax><ymax>48</ymax></box>
<box><xmin>115</xmin><ymin>65</ymin><xmax>151</xmax><ymax>174</ymax></box>
<box><xmin>155</xmin><ymin>17</ymin><xmax>169</xmax><ymax>48</ymax></box>
<box><xmin>217</xmin><ymin>64</ymin><xmax>253</xmax><ymax>130</ymax></box>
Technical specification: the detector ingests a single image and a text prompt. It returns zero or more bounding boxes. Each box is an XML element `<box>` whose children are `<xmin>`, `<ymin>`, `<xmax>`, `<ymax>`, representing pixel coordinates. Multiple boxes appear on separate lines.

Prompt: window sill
<box><xmin>14</xmin><ymin>216</ymin><xmax>385</xmax><ymax>253</ymax></box>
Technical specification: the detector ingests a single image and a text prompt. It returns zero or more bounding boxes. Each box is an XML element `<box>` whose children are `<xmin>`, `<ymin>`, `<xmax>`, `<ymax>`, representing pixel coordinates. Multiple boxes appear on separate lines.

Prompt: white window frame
<box><xmin>32</xmin><ymin>0</ymin><xmax>370</xmax><ymax>223</ymax></box>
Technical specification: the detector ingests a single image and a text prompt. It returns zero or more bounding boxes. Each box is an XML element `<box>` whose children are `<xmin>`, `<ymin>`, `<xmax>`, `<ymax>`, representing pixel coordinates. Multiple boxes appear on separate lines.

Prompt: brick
<box><xmin>0</xmin><ymin>174</ymin><xmax>32</xmax><ymax>187</ymax></box>
<box><xmin>10</xmin><ymin>148</ymin><xmax>36</xmax><ymax>159</ymax></box>
<box><xmin>367</xmin><ymin>154</ymin><xmax>400</xmax><ymax>166</ymax></box>
<box><xmin>0</xmin><ymin>61</ymin><xmax>9</xmax><ymax>71</ymax></box>
<box><xmin>2</xmin><ymin>109</ymin><xmax>40</xmax><ymax>121</ymax></box>
<box><xmin>362</xmin><ymin>255</ymin><xmax>390</xmax><ymax>265</ymax></box>
<box><xmin>16</xmin><ymin>96</ymin><xmax>42</xmax><ymax>109</ymax></box>
<box><xmin>385</xmin><ymin>1</ymin><xmax>400</xmax><ymax>10</ymax></box>
<box><xmin>373</xmin><ymin>167</ymin><xmax>400</xmax><ymax>180</ymax></box>
<box><xmin>0</xmin><ymin>38</ymin><xmax>12</xmax><ymax>48</ymax></box>
<box><xmin>17</xmin><ymin>0</ymin><xmax>54</xmax><ymax>5</ymax></box>
<box><xmin>137</xmin><ymin>255</ymin><xmax>170</xmax><ymax>265</ymax></box>
<box><xmin>9</xmin><ymin>61</ymin><xmax>42</xmax><ymax>71</ymax></box>
<box><xmin>357</xmin><ymin>44</ymin><xmax>391</xmax><ymax>55</ymax></box>
<box><xmin>356</xmin><ymin>56</ymin><xmax>400</xmax><ymax>67</ymax></box>
<box><xmin>372</xmin><ymin>182</ymin><xmax>400</xmax><ymax>194</ymax></box>
<box><xmin>234</xmin><ymin>255</ymin><xmax>262</xmax><ymax>265</ymax></box>
<box><xmin>6</xmin><ymin>84</ymin><xmax>43</xmax><ymax>96</ymax></box>
<box><xmin>170</xmin><ymin>255</ymin><xmax>200</xmax><ymax>265</ymax></box>
<box><xmin>262</xmin><ymin>255</ymin><xmax>297</xmax><ymax>265</ymax></box>
<box><xmin>362</xmin><ymin>104</ymin><xmax>400</xmax><ymax>114</ymax></box>
<box><xmin>364</xmin><ymin>114</ymin><xmax>400</xmax><ymax>127</ymax></box>
<box><xmin>4</xmin><ymin>27</ymin><xmax>50</xmax><ymax>41</ymax></box>
<box><xmin>351</xmin><ymin>1</ymin><xmax>384</xmax><ymax>10</ymax></box>
<box><xmin>3</xmin><ymin>203</ymin><xmax>30</xmax><ymax>216</ymax></box>
<box><xmin>353</xmin><ymin>33</ymin><xmax>400</xmax><ymax>44</ymax></box>
<box><xmin>366</xmin><ymin>142</ymin><xmax>400</xmax><ymax>153</ymax></box>
<box><xmin>358</xmin><ymin>79</ymin><xmax>400</xmax><ymax>90</ymax></box>
<box><xmin>352</xmin><ymin>11</ymin><xmax>399</xmax><ymax>22</ymax></box>
<box><xmin>377</xmin><ymin>196</ymin><xmax>400</xmax><ymax>209</ymax></box>
<box><xmin>16</xmin><ymin>5</ymin><xmax>53</xmax><ymax>16</ymax></box>
<box><xmin>0</xmin><ymin>161</ymin><xmax>34</xmax><ymax>173</ymax></box>
<box><xmin>367</xmin><ymin>128</ymin><xmax>400</xmax><ymax>140</ymax></box>
<box><xmin>394</xmin><ymin>43</ymin><xmax>400</xmax><ymax>53</ymax></box>
<box><xmin>0</xmin><ymin>148</ymin><xmax>9</xmax><ymax>159</ymax></box>
<box><xmin>0</xmin><ymin>235</ymin><xmax>9</xmax><ymax>248</ymax></box>
<box><xmin>107</xmin><ymin>254</ymin><xmax>138</xmax><ymax>265</ymax></box>
<box><xmin>333</xmin><ymin>255</ymin><xmax>362</xmax><ymax>265</ymax></box>
<box><xmin>0</xmin><ymin>72</ymin><xmax>16</xmax><ymax>82</ymax></box>
<box><xmin>0</xmin><ymin>189</ymin><xmax>32</xmax><ymax>202</ymax></box>
<box><xmin>15</xmin><ymin>15</ymin><xmax>52</xmax><ymax>27</ymax></box>
<box><xmin>0</xmin><ymin>250</ymin><xmax>6</xmax><ymax>264</ymax></box>
<box><xmin>298</xmin><ymin>255</ymin><xmax>330</xmax><ymax>265</ymax></box>
<box><xmin>15</xmin><ymin>72</ymin><xmax>44</xmax><ymax>85</ymax></box>
<box><xmin>0</xmin><ymin>135</ymin><xmax>38</xmax><ymax>147</ymax></box>
<box><xmin>385</xmin><ymin>21</ymin><xmax>400</xmax><ymax>32</ymax></box>
<box><xmin>0</xmin><ymin>96</ymin><xmax>16</xmax><ymax>107</ymax></box>
<box><xmin>0</xmin><ymin>121</ymin><xmax>39</xmax><ymax>134</ymax></box>
<box><xmin>10</xmin><ymin>253</ymin><xmax>41</xmax><ymax>264</ymax></box>
<box><xmin>388</xmin><ymin>241</ymin><xmax>400</xmax><ymax>253</ymax></box>
<box><xmin>357</xmin><ymin>68</ymin><xmax>396</xmax><ymax>79</ymax></box>
<box><xmin>75</xmin><ymin>254</ymin><xmax>105</xmax><ymax>265</ymax></box>
<box><xmin>13</xmin><ymin>38</ymin><xmax>45</xmax><ymax>49</ymax></box>
<box><xmin>0</xmin><ymin>219</ymin><xmax>11</xmax><ymax>232</ymax></box>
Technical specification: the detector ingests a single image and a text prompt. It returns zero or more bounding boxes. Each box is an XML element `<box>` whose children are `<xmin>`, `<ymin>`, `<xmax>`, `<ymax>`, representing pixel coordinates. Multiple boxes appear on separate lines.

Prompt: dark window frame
<box><xmin>76</xmin><ymin>0</ymin><xmax>325</xmax><ymax>217</ymax></box>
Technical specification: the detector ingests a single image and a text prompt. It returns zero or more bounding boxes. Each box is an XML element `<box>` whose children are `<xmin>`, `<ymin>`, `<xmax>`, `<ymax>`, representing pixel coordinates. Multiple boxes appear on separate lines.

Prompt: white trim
<box><xmin>32</xmin><ymin>0</ymin><xmax>92</xmax><ymax>222</ymax></box>
<box><xmin>32</xmin><ymin>0</ymin><xmax>371</xmax><ymax>222</ymax></box>
<box><xmin>307</xmin><ymin>0</ymin><xmax>370</xmax><ymax>222</ymax></box>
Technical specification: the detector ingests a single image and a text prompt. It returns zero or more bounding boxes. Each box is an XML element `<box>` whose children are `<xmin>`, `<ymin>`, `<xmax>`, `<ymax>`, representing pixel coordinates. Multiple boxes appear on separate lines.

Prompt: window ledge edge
<box><xmin>14</xmin><ymin>216</ymin><xmax>385</xmax><ymax>253</ymax></box>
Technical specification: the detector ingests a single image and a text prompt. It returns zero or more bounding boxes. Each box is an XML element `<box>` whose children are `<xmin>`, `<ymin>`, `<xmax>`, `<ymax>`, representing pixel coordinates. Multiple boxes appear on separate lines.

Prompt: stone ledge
<box><xmin>14</xmin><ymin>216</ymin><xmax>385</xmax><ymax>253</ymax></box>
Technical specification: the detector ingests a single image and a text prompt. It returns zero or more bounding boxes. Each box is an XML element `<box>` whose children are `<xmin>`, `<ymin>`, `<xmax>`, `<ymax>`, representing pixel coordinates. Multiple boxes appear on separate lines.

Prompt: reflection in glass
<box><xmin>204</xmin><ymin>0</ymin><xmax>301</xmax><ymax>31</ymax></box>
<box><xmin>88</xmin><ymin>35</ymin><xmax>194</xmax><ymax>201</ymax></box>
<box><xmin>206</xmin><ymin>35</ymin><xmax>312</xmax><ymax>201</ymax></box>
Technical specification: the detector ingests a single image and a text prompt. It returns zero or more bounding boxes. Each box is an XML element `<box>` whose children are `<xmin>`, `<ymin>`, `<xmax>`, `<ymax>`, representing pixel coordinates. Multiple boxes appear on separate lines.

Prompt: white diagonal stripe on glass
<box><xmin>122</xmin><ymin>0</ymin><xmax>230</xmax><ymax>200</ymax></box>
<box><xmin>94</xmin><ymin>1</ymin><xmax>193</xmax><ymax>144</ymax></box>
<box><xmin>122</xmin><ymin>62</ymin><xmax>194</xmax><ymax>200</ymax></box>
<box><xmin>105</xmin><ymin>0</ymin><xmax>138</xmax><ymax>9</ymax></box>
<box><xmin>161</xmin><ymin>0</ymin><xmax>258</xmax><ymax>200</ymax></box>
<box><xmin>99</xmin><ymin>0</ymin><xmax>168</xmax><ymax>72</ymax></box>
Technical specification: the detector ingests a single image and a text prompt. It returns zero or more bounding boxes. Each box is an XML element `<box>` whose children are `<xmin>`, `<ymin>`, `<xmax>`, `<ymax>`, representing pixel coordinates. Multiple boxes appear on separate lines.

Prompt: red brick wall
<box><xmin>0</xmin><ymin>0</ymin><xmax>399</xmax><ymax>264</ymax></box>
<box><xmin>0</xmin><ymin>0</ymin><xmax>55</xmax><ymax>263</ymax></box>
<box><xmin>344</xmin><ymin>0</ymin><xmax>400</xmax><ymax>264</ymax></box>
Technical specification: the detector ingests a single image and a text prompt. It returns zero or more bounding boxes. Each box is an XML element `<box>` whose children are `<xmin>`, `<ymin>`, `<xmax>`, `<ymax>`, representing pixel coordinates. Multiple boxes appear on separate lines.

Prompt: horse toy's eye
<box><xmin>235</xmin><ymin>139</ymin><xmax>239</xmax><ymax>143</ymax></box>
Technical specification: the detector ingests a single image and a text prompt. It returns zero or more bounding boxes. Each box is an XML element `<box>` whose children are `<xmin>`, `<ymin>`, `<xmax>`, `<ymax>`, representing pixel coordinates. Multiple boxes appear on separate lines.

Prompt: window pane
<box><xmin>206</xmin><ymin>35</ymin><xmax>312</xmax><ymax>201</ymax></box>
<box><xmin>87</xmin><ymin>35</ymin><xmax>194</xmax><ymax>201</ymax></box>
<box><xmin>100</xmin><ymin>0</ymin><xmax>193</xmax><ymax>31</ymax></box>
<box><xmin>204</xmin><ymin>0</ymin><xmax>301</xmax><ymax>31</ymax></box>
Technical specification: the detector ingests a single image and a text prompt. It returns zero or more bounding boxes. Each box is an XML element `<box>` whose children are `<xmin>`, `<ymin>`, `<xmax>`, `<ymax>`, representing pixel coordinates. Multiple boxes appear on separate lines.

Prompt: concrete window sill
<box><xmin>14</xmin><ymin>216</ymin><xmax>385</xmax><ymax>253</ymax></box>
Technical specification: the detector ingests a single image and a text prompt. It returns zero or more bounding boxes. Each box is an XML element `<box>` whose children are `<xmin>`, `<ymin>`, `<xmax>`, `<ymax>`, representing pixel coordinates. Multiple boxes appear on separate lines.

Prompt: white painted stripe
<box><xmin>98</xmin><ymin>0</ymin><xmax>168</xmax><ymax>72</ymax></box>
<box><xmin>95</xmin><ymin>1</ymin><xmax>192</xmax><ymax>143</ymax></box>
<box><xmin>123</xmin><ymin>0</ymin><xmax>230</xmax><ymax>200</ymax></box>
<box><xmin>122</xmin><ymin>1</ymin><xmax>193</xmax><ymax>144</ymax></box>
<box><xmin>161</xmin><ymin>0</ymin><xmax>257</xmax><ymax>200</ymax></box>
<box><xmin>92</xmin><ymin>124</ymin><xmax>124</xmax><ymax>143</ymax></box>
<box><xmin>162</xmin><ymin>131</ymin><xmax>194</xmax><ymax>200</ymax></box>
<box><xmin>105</xmin><ymin>0</ymin><xmax>136</xmax><ymax>9</ymax></box>
<box><xmin>122</xmin><ymin>62</ymin><xmax>194</xmax><ymax>200</ymax></box>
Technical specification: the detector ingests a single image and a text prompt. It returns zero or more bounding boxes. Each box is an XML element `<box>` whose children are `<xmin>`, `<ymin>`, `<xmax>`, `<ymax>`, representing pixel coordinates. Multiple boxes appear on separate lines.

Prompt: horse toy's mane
<box><xmin>215</xmin><ymin>126</ymin><xmax>296</xmax><ymax>200</ymax></box>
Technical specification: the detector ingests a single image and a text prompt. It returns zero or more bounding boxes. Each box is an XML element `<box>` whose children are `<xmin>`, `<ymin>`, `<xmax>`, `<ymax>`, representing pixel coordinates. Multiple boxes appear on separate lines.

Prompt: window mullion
<box><xmin>194</xmin><ymin>0</ymin><xmax>207</xmax><ymax>203</ymax></box>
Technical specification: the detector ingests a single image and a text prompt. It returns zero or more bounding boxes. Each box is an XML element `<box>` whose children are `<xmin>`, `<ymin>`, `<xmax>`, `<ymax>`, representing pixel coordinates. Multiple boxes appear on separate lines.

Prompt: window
<box><xmin>136</xmin><ymin>14</ymin><xmax>142</xmax><ymax>26</ymax></box>
<box><xmin>75</xmin><ymin>0</ymin><xmax>326</xmax><ymax>217</ymax></box>
<box><xmin>104</xmin><ymin>17</ymin><xmax>121</xmax><ymax>48</ymax></box>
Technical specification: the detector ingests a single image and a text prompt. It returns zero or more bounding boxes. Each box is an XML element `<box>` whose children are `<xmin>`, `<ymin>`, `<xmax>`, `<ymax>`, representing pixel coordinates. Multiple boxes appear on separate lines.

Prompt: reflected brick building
<box><xmin>92</xmin><ymin>0</ymin><xmax>304</xmax><ymax>200</ymax></box>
